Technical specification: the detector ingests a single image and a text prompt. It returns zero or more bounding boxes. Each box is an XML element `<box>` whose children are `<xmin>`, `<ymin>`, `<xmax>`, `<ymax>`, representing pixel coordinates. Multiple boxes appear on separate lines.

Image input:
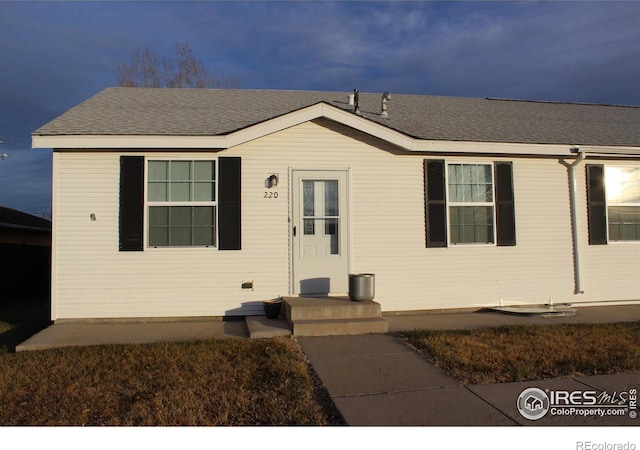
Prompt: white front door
<box><xmin>292</xmin><ymin>170</ymin><xmax>349</xmax><ymax>295</ymax></box>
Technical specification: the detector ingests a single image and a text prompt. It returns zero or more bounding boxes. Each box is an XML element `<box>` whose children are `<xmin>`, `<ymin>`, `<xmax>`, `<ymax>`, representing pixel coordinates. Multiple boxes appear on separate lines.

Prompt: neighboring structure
<box><xmin>32</xmin><ymin>88</ymin><xmax>640</xmax><ymax>321</ymax></box>
<box><xmin>0</xmin><ymin>207</ymin><xmax>51</xmax><ymax>300</ymax></box>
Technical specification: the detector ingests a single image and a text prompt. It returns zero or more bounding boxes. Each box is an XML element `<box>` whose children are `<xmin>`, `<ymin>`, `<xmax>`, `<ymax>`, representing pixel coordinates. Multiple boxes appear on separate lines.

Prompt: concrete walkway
<box><xmin>297</xmin><ymin>304</ymin><xmax>640</xmax><ymax>426</ymax></box>
<box><xmin>298</xmin><ymin>334</ymin><xmax>639</xmax><ymax>426</ymax></box>
<box><xmin>14</xmin><ymin>304</ymin><xmax>640</xmax><ymax>426</ymax></box>
<box><xmin>16</xmin><ymin>319</ymin><xmax>247</xmax><ymax>351</ymax></box>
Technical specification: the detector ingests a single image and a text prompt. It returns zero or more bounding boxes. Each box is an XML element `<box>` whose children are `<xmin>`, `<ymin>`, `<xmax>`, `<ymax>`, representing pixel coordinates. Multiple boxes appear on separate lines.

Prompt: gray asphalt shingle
<box><xmin>33</xmin><ymin>87</ymin><xmax>640</xmax><ymax>147</ymax></box>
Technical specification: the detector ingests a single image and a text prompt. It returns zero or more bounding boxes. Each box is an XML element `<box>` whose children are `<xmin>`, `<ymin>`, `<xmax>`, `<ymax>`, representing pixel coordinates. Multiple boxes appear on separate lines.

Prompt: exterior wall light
<box><xmin>265</xmin><ymin>174</ymin><xmax>278</xmax><ymax>188</ymax></box>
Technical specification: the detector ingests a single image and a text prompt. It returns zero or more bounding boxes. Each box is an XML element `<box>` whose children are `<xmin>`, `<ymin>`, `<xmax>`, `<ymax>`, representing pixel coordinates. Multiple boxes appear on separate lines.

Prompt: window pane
<box><xmin>326</xmin><ymin>219</ymin><xmax>339</xmax><ymax>254</ymax></box>
<box><xmin>450</xmin><ymin>206</ymin><xmax>494</xmax><ymax>244</ymax></box>
<box><xmin>171</xmin><ymin>227</ymin><xmax>191</xmax><ymax>246</ymax></box>
<box><xmin>194</xmin><ymin>161</ymin><xmax>215</xmax><ymax>181</ymax></box>
<box><xmin>606</xmin><ymin>167</ymin><xmax>640</xmax><ymax>203</ymax></box>
<box><xmin>325</xmin><ymin>218</ymin><xmax>338</xmax><ymax>235</ymax></box>
<box><xmin>324</xmin><ymin>180</ymin><xmax>339</xmax><ymax>216</ymax></box>
<box><xmin>461</xmin><ymin>184</ymin><xmax>472</xmax><ymax>202</ymax></box>
<box><xmin>194</xmin><ymin>182</ymin><xmax>215</xmax><ymax>201</ymax></box>
<box><xmin>171</xmin><ymin>161</ymin><xmax>191</xmax><ymax>181</ymax></box>
<box><xmin>149</xmin><ymin>227</ymin><xmax>168</xmax><ymax>247</ymax></box>
<box><xmin>608</xmin><ymin>206</ymin><xmax>640</xmax><ymax>241</ymax></box>
<box><xmin>194</xmin><ymin>227</ymin><xmax>214</xmax><ymax>246</ymax></box>
<box><xmin>170</xmin><ymin>207</ymin><xmax>191</xmax><ymax>226</ymax></box>
<box><xmin>148</xmin><ymin>207</ymin><xmax>169</xmax><ymax>226</ymax></box>
<box><xmin>303</xmin><ymin>181</ymin><xmax>315</xmax><ymax>217</ymax></box>
<box><xmin>148</xmin><ymin>182</ymin><xmax>167</xmax><ymax>202</ymax></box>
<box><xmin>304</xmin><ymin>218</ymin><xmax>315</xmax><ymax>235</ymax></box>
<box><xmin>148</xmin><ymin>161</ymin><xmax>168</xmax><ymax>181</ymax></box>
<box><xmin>193</xmin><ymin>206</ymin><xmax>214</xmax><ymax>226</ymax></box>
<box><xmin>171</xmin><ymin>182</ymin><xmax>191</xmax><ymax>201</ymax></box>
<box><xmin>448</xmin><ymin>163</ymin><xmax>492</xmax><ymax>203</ymax></box>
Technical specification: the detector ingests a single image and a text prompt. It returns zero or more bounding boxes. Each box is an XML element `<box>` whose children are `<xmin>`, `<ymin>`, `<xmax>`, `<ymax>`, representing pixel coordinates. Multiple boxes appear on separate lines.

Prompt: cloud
<box><xmin>1</xmin><ymin>1</ymin><xmax>640</xmax><ymax>214</ymax></box>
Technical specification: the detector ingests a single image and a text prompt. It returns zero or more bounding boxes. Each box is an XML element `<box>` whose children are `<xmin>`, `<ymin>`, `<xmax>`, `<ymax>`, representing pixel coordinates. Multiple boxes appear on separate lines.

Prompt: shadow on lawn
<box><xmin>0</xmin><ymin>296</ymin><xmax>51</xmax><ymax>353</ymax></box>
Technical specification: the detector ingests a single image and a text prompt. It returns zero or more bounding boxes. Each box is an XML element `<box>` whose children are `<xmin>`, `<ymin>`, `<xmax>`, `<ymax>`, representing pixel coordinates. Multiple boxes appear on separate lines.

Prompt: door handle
<box><xmin>293</xmin><ymin>226</ymin><xmax>297</xmax><ymax>237</ymax></box>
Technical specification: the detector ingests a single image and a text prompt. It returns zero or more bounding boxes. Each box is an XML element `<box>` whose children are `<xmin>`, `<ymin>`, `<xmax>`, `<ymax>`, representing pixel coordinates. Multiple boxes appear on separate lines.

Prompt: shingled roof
<box><xmin>33</xmin><ymin>87</ymin><xmax>640</xmax><ymax>147</ymax></box>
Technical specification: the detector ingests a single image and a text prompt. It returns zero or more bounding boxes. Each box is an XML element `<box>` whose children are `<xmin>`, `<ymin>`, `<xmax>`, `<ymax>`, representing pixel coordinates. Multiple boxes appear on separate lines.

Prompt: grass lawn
<box><xmin>0</xmin><ymin>338</ymin><xmax>342</xmax><ymax>426</ymax></box>
<box><xmin>400</xmin><ymin>322</ymin><xmax>640</xmax><ymax>385</ymax></box>
<box><xmin>0</xmin><ymin>297</ymin><xmax>342</xmax><ymax>426</ymax></box>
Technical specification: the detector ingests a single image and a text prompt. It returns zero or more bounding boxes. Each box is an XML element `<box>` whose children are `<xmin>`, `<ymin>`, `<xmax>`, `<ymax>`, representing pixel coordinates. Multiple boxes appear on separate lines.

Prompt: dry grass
<box><xmin>400</xmin><ymin>322</ymin><xmax>640</xmax><ymax>385</ymax></box>
<box><xmin>0</xmin><ymin>297</ymin><xmax>50</xmax><ymax>354</ymax></box>
<box><xmin>0</xmin><ymin>338</ymin><xmax>342</xmax><ymax>426</ymax></box>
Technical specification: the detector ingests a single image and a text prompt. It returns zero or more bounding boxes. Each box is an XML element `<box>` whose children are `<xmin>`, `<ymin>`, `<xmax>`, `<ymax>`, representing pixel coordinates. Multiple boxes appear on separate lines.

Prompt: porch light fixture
<box><xmin>266</xmin><ymin>174</ymin><xmax>279</xmax><ymax>188</ymax></box>
<box><xmin>90</xmin><ymin>213</ymin><xmax>96</xmax><ymax>221</ymax></box>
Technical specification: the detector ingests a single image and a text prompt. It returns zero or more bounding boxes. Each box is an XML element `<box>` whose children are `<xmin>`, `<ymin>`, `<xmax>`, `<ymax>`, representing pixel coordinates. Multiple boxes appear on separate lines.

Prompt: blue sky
<box><xmin>1</xmin><ymin>1</ymin><xmax>640</xmax><ymax>216</ymax></box>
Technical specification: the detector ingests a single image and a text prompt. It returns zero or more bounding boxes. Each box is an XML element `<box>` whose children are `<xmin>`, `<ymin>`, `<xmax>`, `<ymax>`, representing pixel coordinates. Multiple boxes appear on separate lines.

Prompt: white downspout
<box><xmin>569</xmin><ymin>148</ymin><xmax>586</xmax><ymax>294</ymax></box>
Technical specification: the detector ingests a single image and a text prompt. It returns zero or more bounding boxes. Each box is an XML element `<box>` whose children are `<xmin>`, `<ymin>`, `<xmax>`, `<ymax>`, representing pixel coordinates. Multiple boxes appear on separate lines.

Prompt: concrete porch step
<box><xmin>290</xmin><ymin>317</ymin><xmax>388</xmax><ymax>337</ymax></box>
<box><xmin>282</xmin><ymin>296</ymin><xmax>382</xmax><ymax>321</ymax></box>
<box><xmin>245</xmin><ymin>316</ymin><xmax>292</xmax><ymax>339</ymax></box>
<box><xmin>282</xmin><ymin>296</ymin><xmax>388</xmax><ymax>337</ymax></box>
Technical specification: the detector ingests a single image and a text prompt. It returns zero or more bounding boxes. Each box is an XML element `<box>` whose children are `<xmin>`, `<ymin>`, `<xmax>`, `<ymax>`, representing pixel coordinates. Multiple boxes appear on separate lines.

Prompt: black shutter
<box><xmin>218</xmin><ymin>157</ymin><xmax>242</xmax><ymax>250</ymax></box>
<box><xmin>494</xmin><ymin>162</ymin><xmax>516</xmax><ymax>246</ymax></box>
<box><xmin>119</xmin><ymin>156</ymin><xmax>144</xmax><ymax>251</ymax></box>
<box><xmin>586</xmin><ymin>164</ymin><xmax>607</xmax><ymax>245</ymax></box>
<box><xmin>424</xmin><ymin>160</ymin><xmax>447</xmax><ymax>247</ymax></box>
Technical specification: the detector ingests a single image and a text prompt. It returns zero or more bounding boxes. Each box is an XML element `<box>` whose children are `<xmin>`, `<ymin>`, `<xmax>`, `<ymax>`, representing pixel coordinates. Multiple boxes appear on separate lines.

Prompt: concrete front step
<box><xmin>282</xmin><ymin>296</ymin><xmax>381</xmax><ymax>321</ymax></box>
<box><xmin>282</xmin><ymin>296</ymin><xmax>388</xmax><ymax>337</ymax></box>
<box><xmin>245</xmin><ymin>316</ymin><xmax>292</xmax><ymax>339</ymax></box>
<box><xmin>290</xmin><ymin>317</ymin><xmax>388</xmax><ymax>337</ymax></box>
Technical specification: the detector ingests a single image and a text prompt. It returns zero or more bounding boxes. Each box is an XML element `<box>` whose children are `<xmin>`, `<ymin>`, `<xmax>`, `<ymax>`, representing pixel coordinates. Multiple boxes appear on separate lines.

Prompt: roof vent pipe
<box><xmin>381</xmin><ymin>91</ymin><xmax>391</xmax><ymax>118</ymax></box>
<box><xmin>354</xmin><ymin>89</ymin><xmax>360</xmax><ymax>115</ymax></box>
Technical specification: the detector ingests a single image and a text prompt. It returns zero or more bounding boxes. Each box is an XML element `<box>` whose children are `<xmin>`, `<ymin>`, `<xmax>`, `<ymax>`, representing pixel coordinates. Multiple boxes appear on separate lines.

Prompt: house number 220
<box><xmin>264</xmin><ymin>191</ymin><xmax>279</xmax><ymax>199</ymax></box>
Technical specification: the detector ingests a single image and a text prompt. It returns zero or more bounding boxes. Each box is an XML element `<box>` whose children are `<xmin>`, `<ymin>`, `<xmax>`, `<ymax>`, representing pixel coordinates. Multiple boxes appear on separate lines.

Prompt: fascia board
<box><xmin>411</xmin><ymin>140</ymin><xmax>577</xmax><ymax>156</ymax></box>
<box><xmin>32</xmin><ymin>134</ymin><xmax>228</xmax><ymax>150</ymax></box>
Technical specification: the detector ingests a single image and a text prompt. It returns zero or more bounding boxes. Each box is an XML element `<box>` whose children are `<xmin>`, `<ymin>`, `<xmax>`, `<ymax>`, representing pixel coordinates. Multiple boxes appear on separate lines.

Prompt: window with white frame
<box><xmin>425</xmin><ymin>159</ymin><xmax>514</xmax><ymax>248</ymax></box>
<box><xmin>147</xmin><ymin>160</ymin><xmax>216</xmax><ymax>247</ymax></box>
<box><xmin>447</xmin><ymin>163</ymin><xmax>495</xmax><ymax>244</ymax></box>
<box><xmin>605</xmin><ymin>166</ymin><xmax>640</xmax><ymax>241</ymax></box>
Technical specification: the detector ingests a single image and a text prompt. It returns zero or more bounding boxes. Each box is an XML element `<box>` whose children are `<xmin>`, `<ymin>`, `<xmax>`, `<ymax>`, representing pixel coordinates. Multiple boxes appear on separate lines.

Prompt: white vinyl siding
<box><xmin>50</xmin><ymin>119</ymin><xmax>640</xmax><ymax>320</ymax></box>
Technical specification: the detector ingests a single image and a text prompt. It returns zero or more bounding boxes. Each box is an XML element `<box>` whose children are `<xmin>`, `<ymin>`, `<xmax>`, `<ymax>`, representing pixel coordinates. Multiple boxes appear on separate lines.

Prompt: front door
<box><xmin>291</xmin><ymin>170</ymin><xmax>349</xmax><ymax>295</ymax></box>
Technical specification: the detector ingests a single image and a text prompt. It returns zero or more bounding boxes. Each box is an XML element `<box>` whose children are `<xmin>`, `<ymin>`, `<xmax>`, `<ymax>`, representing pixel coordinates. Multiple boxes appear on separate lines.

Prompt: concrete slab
<box><xmin>291</xmin><ymin>317</ymin><xmax>388</xmax><ymax>336</ymax></box>
<box><xmin>332</xmin><ymin>386</ymin><xmax>516</xmax><ymax>426</ymax></box>
<box><xmin>386</xmin><ymin>304</ymin><xmax>640</xmax><ymax>332</ymax></box>
<box><xmin>16</xmin><ymin>320</ymin><xmax>248</xmax><ymax>351</ymax></box>
<box><xmin>298</xmin><ymin>334</ymin><xmax>417</xmax><ymax>358</ymax></box>
<box><xmin>299</xmin><ymin>335</ymin><xmax>457</xmax><ymax>397</ymax></box>
<box><xmin>545</xmin><ymin>304</ymin><xmax>640</xmax><ymax>324</ymax></box>
<box><xmin>245</xmin><ymin>316</ymin><xmax>292</xmax><ymax>338</ymax></box>
<box><xmin>575</xmin><ymin>372</ymin><xmax>640</xmax><ymax>392</ymax></box>
<box><xmin>468</xmin><ymin>377</ymin><xmax>639</xmax><ymax>426</ymax></box>
<box><xmin>386</xmin><ymin>310</ymin><xmax>553</xmax><ymax>332</ymax></box>
<box><xmin>305</xmin><ymin>351</ymin><xmax>459</xmax><ymax>397</ymax></box>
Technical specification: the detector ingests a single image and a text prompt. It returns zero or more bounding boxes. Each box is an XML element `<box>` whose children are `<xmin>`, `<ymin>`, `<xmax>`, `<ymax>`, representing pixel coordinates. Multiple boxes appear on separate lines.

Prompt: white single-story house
<box><xmin>32</xmin><ymin>88</ymin><xmax>640</xmax><ymax>321</ymax></box>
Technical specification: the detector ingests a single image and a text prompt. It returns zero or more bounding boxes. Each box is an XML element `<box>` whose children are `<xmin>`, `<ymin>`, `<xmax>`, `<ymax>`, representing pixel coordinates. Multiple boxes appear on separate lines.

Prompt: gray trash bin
<box><xmin>349</xmin><ymin>273</ymin><xmax>375</xmax><ymax>301</ymax></box>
